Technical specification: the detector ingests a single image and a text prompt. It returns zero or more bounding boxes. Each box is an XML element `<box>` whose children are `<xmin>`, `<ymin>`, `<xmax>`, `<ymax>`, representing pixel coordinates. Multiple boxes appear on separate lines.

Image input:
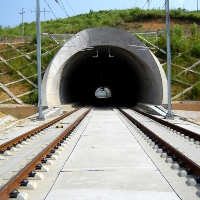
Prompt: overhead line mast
<box><xmin>19</xmin><ymin>8</ymin><xmax>25</xmax><ymax>37</ymax></box>
<box><xmin>165</xmin><ymin>0</ymin><xmax>174</xmax><ymax>119</ymax></box>
<box><xmin>36</xmin><ymin>0</ymin><xmax>44</xmax><ymax>119</ymax></box>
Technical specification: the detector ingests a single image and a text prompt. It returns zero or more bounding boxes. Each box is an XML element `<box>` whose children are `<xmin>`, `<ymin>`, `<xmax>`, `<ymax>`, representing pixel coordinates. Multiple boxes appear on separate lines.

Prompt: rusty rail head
<box><xmin>0</xmin><ymin>107</ymin><xmax>82</xmax><ymax>153</ymax></box>
<box><xmin>131</xmin><ymin>107</ymin><xmax>200</xmax><ymax>142</ymax></box>
<box><xmin>0</xmin><ymin>106</ymin><xmax>92</xmax><ymax>200</ymax></box>
<box><xmin>118</xmin><ymin>107</ymin><xmax>200</xmax><ymax>178</ymax></box>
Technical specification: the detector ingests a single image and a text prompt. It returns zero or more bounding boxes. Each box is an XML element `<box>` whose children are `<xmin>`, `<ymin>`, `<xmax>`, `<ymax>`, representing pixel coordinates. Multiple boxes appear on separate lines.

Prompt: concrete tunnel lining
<box><xmin>42</xmin><ymin>27</ymin><xmax>167</xmax><ymax>107</ymax></box>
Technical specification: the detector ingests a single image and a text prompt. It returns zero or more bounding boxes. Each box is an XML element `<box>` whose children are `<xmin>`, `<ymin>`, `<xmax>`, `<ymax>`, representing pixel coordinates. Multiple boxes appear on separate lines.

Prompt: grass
<box><xmin>0</xmin><ymin>72</ymin><xmax>21</xmax><ymax>84</ymax></box>
<box><xmin>0</xmin><ymin>44</ymin><xmax>10</xmax><ymax>51</ymax></box>
<box><xmin>172</xmin><ymin>55</ymin><xmax>197</xmax><ymax>68</ymax></box>
<box><xmin>0</xmin><ymin>49</ymin><xmax>21</xmax><ymax>60</ymax></box>
<box><xmin>7</xmin><ymin>80</ymin><xmax>35</xmax><ymax>96</ymax></box>
<box><xmin>171</xmin><ymin>64</ymin><xmax>184</xmax><ymax>77</ymax></box>
<box><xmin>0</xmin><ymin>88</ymin><xmax>10</xmax><ymax>101</ymax></box>
<box><xmin>193</xmin><ymin>64</ymin><xmax>200</xmax><ymax>72</ymax></box>
<box><xmin>8</xmin><ymin>56</ymin><xmax>32</xmax><ymax>70</ymax></box>
<box><xmin>28</xmin><ymin>76</ymin><xmax>38</xmax><ymax>85</ymax></box>
<box><xmin>176</xmin><ymin>82</ymin><xmax>200</xmax><ymax>101</ymax></box>
<box><xmin>0</xmin><ymin>62</ymin><xmax>10</xmax><ymax>73</ymax></box>
<box><xmin>19</xmin><ymin>63</ymin><xmax>37</xmax><ymax>77</ymax></box>
<box><xmin>171</xmin><ymin>81</ymin><xmax>189</xmax><ymax>97</ymax></box>
<box><xmin>13</xmin><ymin>43</ymin><xmax>36</xmax><ymax>53</ymax></box>
<box><xmin>19</xmin><ymin>89</ymin><xmax>38</xmax><ymax>104</ymax></box>
<box><xmin>2</xmin><ymin>99</ymin><xmax>17</xmax><ymax>104</ymax></box>
<box><xmin>177</xmin><ymin>71</ymin><xmax>200</xmax><ymax>85</ymax></box>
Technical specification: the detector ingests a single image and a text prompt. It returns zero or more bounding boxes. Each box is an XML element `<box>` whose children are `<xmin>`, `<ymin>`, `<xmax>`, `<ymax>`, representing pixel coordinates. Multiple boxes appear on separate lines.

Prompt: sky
<box><xmin>0</xmin><ymin>0</ymin><xmax>198</xmax><ymax>28</ymax></box>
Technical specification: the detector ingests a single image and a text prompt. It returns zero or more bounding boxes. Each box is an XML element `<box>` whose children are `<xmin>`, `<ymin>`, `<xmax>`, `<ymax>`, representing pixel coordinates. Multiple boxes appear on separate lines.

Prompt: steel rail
<box><xmin>0</xmin><ymin>106</ymin><xmax>92</xmax><ymax>200</ymax></box>
<box><xmin>118</xmin><ymin>107</ymin><xmax>200</xmax><ymax>182</ymax></box>
<box><xmin>0</xmin><ymin>106</ymin><xmax>82</xmax><ymax>153</ymax></box>
<box><xmin>131</xmin><ymin>107</ymin><xmax>200</xmax><ymax>142</ymax></box>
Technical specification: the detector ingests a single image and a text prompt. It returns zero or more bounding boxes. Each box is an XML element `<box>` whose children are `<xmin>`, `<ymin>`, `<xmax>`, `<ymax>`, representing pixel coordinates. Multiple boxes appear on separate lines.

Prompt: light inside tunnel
<box><xmin>95</xmin><ymin>87</ymin><xmax>111</xmax><ymax>99</ymax></box>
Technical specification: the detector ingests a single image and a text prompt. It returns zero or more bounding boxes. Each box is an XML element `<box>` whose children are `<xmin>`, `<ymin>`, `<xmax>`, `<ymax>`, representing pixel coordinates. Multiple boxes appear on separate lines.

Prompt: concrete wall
<box><xmin>0</xmin><ymin>106</ymin><xmax>38</xmax><ymax>119</ymax></box>
<box><xmin>172</xmin><ymin>102</ymin><xmax>200</xmax><ymax>111</ymax></box>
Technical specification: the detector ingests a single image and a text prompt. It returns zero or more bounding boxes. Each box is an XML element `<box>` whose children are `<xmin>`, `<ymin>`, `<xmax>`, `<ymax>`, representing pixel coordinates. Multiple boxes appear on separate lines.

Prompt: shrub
<box><xmin>190</xmin><ymin>22</ymin><xmax>198</xmax><ymax>36</ymax></box>
<box><xmin>191</xmin><ymin>82</ymin><xmax>200</xmax><ymax>100</ymax></box>
<box><xmin>191</xmin><ymin>42</ymin><xmax>200</xmax><ymax>58</ymax></box>
<box><xmin>21</xmin><ymin>89</ymin><xmax>38</xmax><ymax>104</ymax></box>
<box><xmin>30</xmin><ymin>34</ymin><xmax>37</xmax><ymax>45</ymax></box>
<box><xmin>172</xmin><ymin>24</ymin><xmax>183</xmax><ymax>38</ymax></box>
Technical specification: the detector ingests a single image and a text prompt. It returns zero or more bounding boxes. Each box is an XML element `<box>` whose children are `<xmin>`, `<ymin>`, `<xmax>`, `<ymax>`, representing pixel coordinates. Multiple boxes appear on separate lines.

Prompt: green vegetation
<box><xmin>191</xmin><ymin>82</ymin><xmax>200</xmax><ymax>100</ymax></box>
<box><xmin>1</xmin><ymin>8</ymin><xmax>200</xmax><ymax>37</ymax></box>
<box><xmin>0</xmin><ymin>62</ymin><xmax>10</xmax><ymax>73</ymax></box>
<box><xmin>8</xmin><ymin>56</ymin><xmax>32</xmax><ymax>70</ymax></box>
<box><xmin>0</xmin><ymin>49</ymin><xmax>21</xmax><ymax>60</ymax></box>
<box><xmin>152</xmin><ymin>27</ymin><xmax>200</xmax><ymax>101</ymax></box>
<box><xmin>20</xmin><ymin>89</ymin><xmax>38</xmax><ymax>104</ymax></box>
<box><xmin>0</xmin><ymin>71</ymin><xmax>21</xmax><ymax>84</ymax></box>
<box><xmin>19</xmin><ymin>63</ymin><xmax>37</xmax><ymax>77</ymax></box>
<box><xmin>13</xmin><ymin>43</ymin><xmax>36</xmax><ymax>53</ymax></box>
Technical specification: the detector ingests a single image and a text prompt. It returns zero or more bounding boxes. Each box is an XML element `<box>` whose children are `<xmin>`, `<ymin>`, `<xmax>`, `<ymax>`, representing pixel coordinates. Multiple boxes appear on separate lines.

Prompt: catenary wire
<box><xmin>44</xmin><ymin>0</ymin><xmax>58</xmax><ymax>19</ymax></box>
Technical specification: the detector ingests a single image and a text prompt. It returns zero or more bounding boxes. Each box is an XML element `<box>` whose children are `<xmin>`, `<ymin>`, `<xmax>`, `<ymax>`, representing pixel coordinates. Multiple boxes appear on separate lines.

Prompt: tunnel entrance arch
<box><xmin>42</xmin><ymin>27</ymin><xmax>167</xmax><ymax>107</ymax></box>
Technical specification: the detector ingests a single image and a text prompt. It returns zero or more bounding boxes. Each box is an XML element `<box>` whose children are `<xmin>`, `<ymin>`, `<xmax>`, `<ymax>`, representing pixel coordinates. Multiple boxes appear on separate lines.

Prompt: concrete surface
<box><xmin>0</xmin><ymin>105</ymin><xmax>38</xmax><ymax>119</ymax></box>
<box><xmin>45</xmin><ymin>108</ymin><xmax>180</xmax><ymax>200</ymax></box>
<box><xmin>5</xmin><ymin>106</ymin><xmax>199</xmax><ymax>200</ymax></box>
<box><xmin>172</xmin><ymin>101</ymin><xmax>200</xmax><ymax>111</ymax></box>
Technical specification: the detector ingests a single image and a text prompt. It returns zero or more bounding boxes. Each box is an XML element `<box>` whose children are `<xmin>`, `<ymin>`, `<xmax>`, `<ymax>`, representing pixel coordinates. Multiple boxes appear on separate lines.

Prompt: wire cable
<box><xmin>65</xmin><ymin>0</ymin><xmax>76</xmax><ymax>15</ymax></box>
<box><xmin>56</xmin><ymin>0</ymin><xmax>69</xmax><ymax>17</ymax></box>
<box><xmin>44</xmin><ymin>0</ymin><xmax>58</xmax><ymax>19</ymax></box>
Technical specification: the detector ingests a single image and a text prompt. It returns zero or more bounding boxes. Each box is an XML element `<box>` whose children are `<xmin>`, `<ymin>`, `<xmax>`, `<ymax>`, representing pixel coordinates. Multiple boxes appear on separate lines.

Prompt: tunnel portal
<box><xmin>42</xmin><ymin>27</ymin><xmax>167</xmax><ymax>107</ymax></box>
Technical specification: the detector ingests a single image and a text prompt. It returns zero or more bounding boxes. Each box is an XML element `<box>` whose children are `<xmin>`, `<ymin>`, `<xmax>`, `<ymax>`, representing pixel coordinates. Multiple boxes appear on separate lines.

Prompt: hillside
<box><xmin>0</xmin><ymin>8</ymin><xmax>200</xmax><ymax>105</ymax></box>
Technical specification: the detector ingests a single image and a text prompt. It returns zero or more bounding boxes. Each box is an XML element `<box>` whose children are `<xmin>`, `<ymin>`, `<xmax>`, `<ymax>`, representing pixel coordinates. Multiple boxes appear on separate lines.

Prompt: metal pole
<box><xmin>165</xmin><ymin>0</ymin><xmax>174</xmax><ymax>119</ymax></box>
<box><xmin>19</xmin><ymin>8</ymin><xmax>25</xmax><ymax>36</ymax></box>
<box><xmin>36</xmin><ymin>0</ymin><xmax>44</xmax><ymax>119</ymax></box>
<box><xmin>198</xmin><ymin>0</ymin><xmax>199</xmax><ymax>11</ymax></box>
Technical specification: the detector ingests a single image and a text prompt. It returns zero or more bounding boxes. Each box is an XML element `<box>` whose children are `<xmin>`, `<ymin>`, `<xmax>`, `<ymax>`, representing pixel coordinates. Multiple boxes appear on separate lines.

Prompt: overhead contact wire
<box><xmin>44</xmin><ymin>0</ymin><xmax>58</xmax><ymax>19</ymax></box>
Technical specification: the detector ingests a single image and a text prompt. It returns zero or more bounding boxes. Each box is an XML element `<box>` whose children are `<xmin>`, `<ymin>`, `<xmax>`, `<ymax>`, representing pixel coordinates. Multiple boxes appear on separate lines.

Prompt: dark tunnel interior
<box><xmin>60</xmin><ymin>46</ymin><xmax>143</xmax><ymax>106</ymax></box>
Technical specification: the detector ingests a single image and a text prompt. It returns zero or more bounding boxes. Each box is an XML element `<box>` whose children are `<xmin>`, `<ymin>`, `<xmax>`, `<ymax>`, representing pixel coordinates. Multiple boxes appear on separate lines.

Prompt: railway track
<box><xmin>0</xmin><ymin>106</ymin><xmax>200</xmax><ymax>199</ymax></box>
<box><xmin>0</xmin><ymin>106</ymin><xmax>82</xmax><ymax>154</ymax></box>
<box><xmin>118</xmin><ymin>107</ymin><xmax>200</xmax><ymax>186</ymax></box>
<box><xmin>0</xmin><ymin>106</ymin><xmax>92</xmax><ymax>200</ymax></box>
<box><xmin>131</xmin><ymin>107</ymin><xmax>200</xmax><ymax>143</ymax></box>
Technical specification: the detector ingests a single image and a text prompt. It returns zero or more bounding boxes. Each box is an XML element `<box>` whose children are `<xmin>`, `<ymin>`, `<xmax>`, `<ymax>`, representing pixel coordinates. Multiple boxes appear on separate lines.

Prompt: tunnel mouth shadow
<box><xmin>60</xmin><ymin>45</ymin><xmax>140</xmax><ymax>107</ymax></box>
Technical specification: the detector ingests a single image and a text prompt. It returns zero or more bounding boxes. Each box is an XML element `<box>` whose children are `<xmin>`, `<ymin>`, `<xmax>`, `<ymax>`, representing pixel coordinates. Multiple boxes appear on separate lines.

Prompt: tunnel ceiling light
<box><xmin>108</xmin><ymin>49</ymin><xmax>114</xmax><ymax>57</ymax></box>
<box><xmin>85</xmin><ymin>47</ymin><xmax>94</xmax><ymax>49</ymax></box>
<box><xmin>80</xmin><ymin>49</ymin><xmax>93</xmax><ymax>51</ymax></box>
<box><xmin>93</xmin><ymin>49</ymin><xmax>98</xmax><ymax>58</ymax></box>
<box><xmin>81</xmin><ymin>46</ymin><xmax>94</xmax><ymax>51</ymax></box>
